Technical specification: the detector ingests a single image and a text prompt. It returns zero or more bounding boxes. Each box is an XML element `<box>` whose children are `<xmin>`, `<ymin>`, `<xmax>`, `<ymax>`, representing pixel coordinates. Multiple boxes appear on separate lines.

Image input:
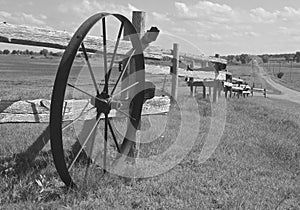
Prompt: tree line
<box><xmin>0</xmin><ymin>48</ymin><xmax>62</xmax><ymax>57</ymax></box>
<box><xmin>225</xmin><ymin>52</ymin><xmax>300</xmax><ymax>64</ymax></box>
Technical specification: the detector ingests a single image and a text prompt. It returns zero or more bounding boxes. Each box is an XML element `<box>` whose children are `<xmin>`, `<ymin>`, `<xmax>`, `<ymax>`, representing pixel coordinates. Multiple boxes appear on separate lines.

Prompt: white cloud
<box><xmin>233</xmin><ymin>31</ymin><xmax>259</xmax><ymax>37</ymax></box>
<box><xmin>174</xmin><ymin>2</ymin><xmax>197</xmax><ymax>18</ymax></box>
<box><xmin>0</xmin><ymin>11</ymin><xmax>46</xmax><ymax>26</ymax></box>
<box><xmin>152</xmin><ymin>12</ymin><xmax>171</xmax><ymax>22</ymax></box>
<box><xmin>250</xmin><ymin>7</ymin><xmax>278</xmax><ymax>23</ymax></box>
<box><xmin>208</xmin><ymin>33</ymin><xmax>222</xmax><ymax>41</ymax></box>
<box><xmin>174</xmin><ymin>1</ymin><xmax>236</xmax><ymax>23</ymax></box>
<box><xmin>278</xmin><ymin>7</ymin><xmax>300</xmax><ymax>22</ymax></box>
<box><xmin>58</xmin><ymin>1</ymin><xmax>140</xmax><ymax>19</ymax></box>
<box><xmin>197</xmin><ymin>33</ymin><xmax>222</xmax><ymax>42</ymax></box>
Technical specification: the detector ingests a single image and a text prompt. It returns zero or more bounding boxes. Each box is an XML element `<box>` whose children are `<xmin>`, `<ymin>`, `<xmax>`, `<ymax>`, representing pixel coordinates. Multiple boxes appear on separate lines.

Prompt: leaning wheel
<box><xmin>50</xmin><ymin>13</ymin><xmax>145</xmax><ymax>188</ymax></box>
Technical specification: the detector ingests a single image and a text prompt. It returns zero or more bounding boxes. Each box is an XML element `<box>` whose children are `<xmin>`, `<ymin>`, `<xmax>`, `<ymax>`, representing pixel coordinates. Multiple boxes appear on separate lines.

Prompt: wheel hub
<box><xmin>95</xmin><ymin>92</ymin><xmax>111</xmax><ymax>115</ymax></box>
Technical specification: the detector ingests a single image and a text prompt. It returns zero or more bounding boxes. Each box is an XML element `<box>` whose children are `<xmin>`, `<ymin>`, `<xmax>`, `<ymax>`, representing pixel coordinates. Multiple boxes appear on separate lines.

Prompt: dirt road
<box><xmin>255</xmin><ymin>61</ymin><xmax>300</xmax><ymax>104</ymax></box>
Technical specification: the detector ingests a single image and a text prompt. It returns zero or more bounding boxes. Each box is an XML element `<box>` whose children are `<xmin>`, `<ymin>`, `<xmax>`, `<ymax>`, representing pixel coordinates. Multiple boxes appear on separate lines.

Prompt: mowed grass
<box><xmin>0</xmin><ymin>56</ymin><xmax>300</xmax><ymax>209</ymax></box>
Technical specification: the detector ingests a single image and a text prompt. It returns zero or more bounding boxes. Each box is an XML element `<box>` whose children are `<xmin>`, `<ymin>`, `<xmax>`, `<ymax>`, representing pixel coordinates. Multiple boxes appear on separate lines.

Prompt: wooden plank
<box><xmin>0</xmin><ymin>22</ymin><xmax>162</xmax><ymax>60</ymax></box>
<box><xmin>179</xmin><ymin>70</ymin><xmax>226</xmax><ymax>81</ymax></box>
<box><xmin>0</xmin><ymin>96</ymin><xmax>170</xmax><ymax>123</ymax></box>
<box><xmin>171</xmin><ymin>43</ymin><xmax>179</xmax><ymax>101</ymax></box>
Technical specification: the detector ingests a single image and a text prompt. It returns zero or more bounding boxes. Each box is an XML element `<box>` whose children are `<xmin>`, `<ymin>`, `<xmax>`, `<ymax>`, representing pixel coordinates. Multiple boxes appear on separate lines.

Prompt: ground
<box><xmin>0</xmin><ymin>55</ymin><xmax>299</xmax><ymax>209</ymax></box>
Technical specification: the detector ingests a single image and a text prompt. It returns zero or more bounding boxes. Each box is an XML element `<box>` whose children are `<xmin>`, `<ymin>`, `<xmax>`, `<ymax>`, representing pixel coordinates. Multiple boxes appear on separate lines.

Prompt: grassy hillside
<box><xmin>0</xmin><ymin>55</ymin><xmax>299</xmax><ymax>209</ymax></box>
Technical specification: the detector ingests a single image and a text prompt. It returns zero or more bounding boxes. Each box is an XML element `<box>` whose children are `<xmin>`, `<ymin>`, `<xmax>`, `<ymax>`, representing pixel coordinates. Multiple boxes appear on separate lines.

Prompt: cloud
<box><xmin>233</xmin><ymin>31</ymin><xmax>259</xmax><ymax>37</ymax></box>
<box><xmin>250</xmin><ymin>7</ymin><xmax>278</xmax><ymax>23</ymax></box>
<box><xmin>250</xmin><ymin>6</ymin><xmax>300</xmax><ymax>23</ymax></box>
<box><xmin>152</xmin><ymin>12</ymin><xmax>171</xmax><ymax>22</ymax></box>
<box><xmin>0</xmin><ymin>11</ymin><xmax>46</xmax><ymax>26</ymax></box>
<box><xmin>197</xmin><ymin>33</ymin><xmax>222</xmax><ymax>42</ymax></box>
<box><xmin>58</xmin><ymin>0</ymin><xmax>140</xmax><ymax>19</ymax></box>
<box><xmin>174</xmin><ymin>1</ymin><xmax>236</xmax><ymax>23</ymax></box>
<box><xmin>278</xmin><ymin>7</ymin><xmax>300</xmax><ymax>22</ymax></box>
<box><xmin>174</xmin><ymin>2</ymin><xmax>197</xmax><ymax>18</ymax></box>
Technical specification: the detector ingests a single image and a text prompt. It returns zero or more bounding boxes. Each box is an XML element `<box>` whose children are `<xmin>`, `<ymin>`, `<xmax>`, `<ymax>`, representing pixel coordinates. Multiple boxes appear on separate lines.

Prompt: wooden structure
<box><xmin>0</xmin><ymin>12</ymin><xmax>161</xmax><ymax>187</ymax></box>
<box><xmin>184</xmin><ymin>54</ymin><xmax>227</xmax><ymax>102</ymax></box>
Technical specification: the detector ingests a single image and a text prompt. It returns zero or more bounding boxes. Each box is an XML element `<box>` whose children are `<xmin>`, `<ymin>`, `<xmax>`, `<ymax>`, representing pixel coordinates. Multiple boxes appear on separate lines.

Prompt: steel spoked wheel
<box><xmin>50</xmin><ymin>13</ymin><xmax>145</xmax><ymax>188</ymax></box>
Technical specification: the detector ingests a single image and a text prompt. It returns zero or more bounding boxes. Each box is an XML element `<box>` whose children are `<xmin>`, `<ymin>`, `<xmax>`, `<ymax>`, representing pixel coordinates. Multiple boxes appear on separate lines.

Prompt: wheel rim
<box><xmin>50</xmin><ymin>13</ymin><xmax>145</xmax><ymax>187</ymax></box>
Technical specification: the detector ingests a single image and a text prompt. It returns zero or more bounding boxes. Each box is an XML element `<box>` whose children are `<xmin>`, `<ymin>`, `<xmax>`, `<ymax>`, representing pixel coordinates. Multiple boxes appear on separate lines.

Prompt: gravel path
<box><xmin>255</xmin><ymin>60</ymin><xmax>300</xmax><ymax>104</ymax></box>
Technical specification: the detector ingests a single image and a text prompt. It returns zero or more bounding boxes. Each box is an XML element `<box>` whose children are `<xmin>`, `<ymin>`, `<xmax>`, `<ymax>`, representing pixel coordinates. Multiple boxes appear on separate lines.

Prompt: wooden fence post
<box><xmin>218</xmin><ymin>80</ymin><xmax>222</xmax><ymax>97</ymax></box>
<box><xmin>213</xmin><ymin>80</ymin><xmax>217</xmax><ymax>102</ymax></box>
<box><xmin>124</xmin><ymin>10</ymin><xmax>146</xmax><ymax>40</ymax></box>
<box><xmin>190</xmin><ymin>60</ymin><xmax>194</xmax><ymax>96</ymax></box>
<box><xmin>171</xmin><ymin>43</ymin><xmax>179</xmax><ymax>102</ymax></box>
<box><xmin>203</xmin><ymin>85</ymin><xmax>206</xmax><ymax>99</ymax></box>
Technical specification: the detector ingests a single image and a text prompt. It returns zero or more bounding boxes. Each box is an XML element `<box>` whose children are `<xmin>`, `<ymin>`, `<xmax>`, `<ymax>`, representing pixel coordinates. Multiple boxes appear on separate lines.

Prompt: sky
<box><xmin>1</xmin><ymin>0</ymin><xmax>300</xmax><ymax>56</ymax></box>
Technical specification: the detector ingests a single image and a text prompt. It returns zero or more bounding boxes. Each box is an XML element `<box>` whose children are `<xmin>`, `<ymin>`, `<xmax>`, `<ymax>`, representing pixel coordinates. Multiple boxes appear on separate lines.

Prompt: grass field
<box><xmin>0</xmin><ymin>55</ymin><xmax>300</xmax><ymax>209</ymax></box>
<box><xmin>262</xmin><ymin>62</ymin><xmax>300</xmax><ymax>92</ymax></box>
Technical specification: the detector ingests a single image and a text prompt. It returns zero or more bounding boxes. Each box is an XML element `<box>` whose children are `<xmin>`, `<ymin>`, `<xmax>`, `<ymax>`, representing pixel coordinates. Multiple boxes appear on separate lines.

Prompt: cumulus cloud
<box><xmin>152</xmin><ymin>12</ymin><xmax>171</xmax><ymax>22</ymax></box>
<box><xmin>233</xmin><ymin>31</ymin><xmax>259</xmax><ymax>37</ymax></box>
<box><xmin>279</xmin><ymin>7</ymin><xmax>300</xmax><ymax>22</ymax></box>
<box><xmin>250</xmin><ymin>7</ymin><xmax>278</xmax><ymax>23</ymax></box>
<box><xmin>174</xmin><ymin>1</ymin><xmax>236</xmax><ymax>23</ymax></box>
<box><xmin>0</xmin><ymin>11</ymin><xmax>46</xmax><ymax>26</ymax></box>
<box><xmin>58</xmin><ymin>0</ymin><xmax>140</xmax><ymax>19</ymax></box>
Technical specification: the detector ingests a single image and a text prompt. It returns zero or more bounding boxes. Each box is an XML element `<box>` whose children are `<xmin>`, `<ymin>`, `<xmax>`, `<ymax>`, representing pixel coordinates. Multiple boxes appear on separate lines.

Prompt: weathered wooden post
<box><xmin>218</xmin><ymin>80</ymin><xmax>222</xmax><ymax>97</ymax></box>
<box><xmin>213</xmin><ymin>80</ymin><xmax>218</xmax><ymax>102</ymax></box>
<box><xmin>132</xmin><ymin>11</ymin><xmax>146</xmax><ymax>37</ymax></box>
<box><xmin>123</xmin><ymin>11</ymin><xmax>146</xmax><ymax>40</ymax></box>
<box><xmin>171</xmin><ymin>43</ymin><xmax>179</xmax><ymax>102</ymax></box>
<box><xmin>203</xmin><ymin>85</ymin><xmax>206</xmax><ymax>99</ymax></box>
<box><xmin>189</xmin><ymin>60</ymin><xmax>195</xmax><ymax>96</ymax></box>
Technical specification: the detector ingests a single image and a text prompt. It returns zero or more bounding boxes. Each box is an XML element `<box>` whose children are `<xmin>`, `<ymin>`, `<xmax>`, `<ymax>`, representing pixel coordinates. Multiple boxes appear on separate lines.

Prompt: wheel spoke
<box><xmin>81</xmin><ymin>43</ymin><xmax>100</xmax><ymax>95</ymax></box>
<box><xmin>62</xmin><ymin>106</ymin><xmax>95</xmax><ymax>131</ymax></box>
<box><xmin>108</xmin><ymin>119</ymin><xmax>120</xmax><ymax>153</ymax></box>
<box><xmin>102</xmin><ymin>17</ymin><xmax>108</xmax><ymax>93</ymax></box>
<box><xmin>110</xmin><ymin>50</ymin><xmax>136</xmax><ymax>95</ymax></box>
<box><xmin>83</xmin><ymin>112</ymin><xmax>101</xmax><ymax>184</ymax></box>
<box><xmin>106</xmin><ymin>23</ymin><xmax>124</xmax><ymax>81</ymax></box>
<box><xmin>68</xmin><ymin>116</ymin><xmax>101</xmax><ymax>171</ymax></box>
<box><xmin>111</xmin><ymin>82</ymin><xmax>138</xmax><ymax>99</ymax></box>
<box><xmin>103</xmin><ymin>113</ymin><xmax>108</xmax><ymax>173</ymax></box>
<box><xmin>67</xmin><ymin>83</ymin><xmax>106</xmax><ymax>103</ymax></box>
<box><xmin>116</xmin><ymin>108</ymin><xmax>136</xmax><ymax>121</ymax></box>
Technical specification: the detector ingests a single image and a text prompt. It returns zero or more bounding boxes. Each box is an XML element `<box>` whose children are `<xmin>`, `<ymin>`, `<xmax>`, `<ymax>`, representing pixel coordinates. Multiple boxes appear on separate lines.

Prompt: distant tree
<box><xmin>0</xmin><ymin>50</ymin><xmax>2</xmax><ymax>54</ymax></box>
<box><xmin>29</xmin><ymin>50</ymin><xmax>34</xmax><ymax>55</ymax></box>
<box><xmin>277</xmin><ymin>72</ymin><xmax>284</xmax><ymax>78</ymax></box>
<box><xmin>3</xmin><ymin>49</ymin><xmax>10</xmax><ymax>54</ymax></box>
<box><xmin>235</xmin><ymin>55</ymin><xmax>240</xmax><ymax>62</ymax></box>
<box><xmin>261</xmin><ymin>54</ymin><xmax>269</xmax><ymax>63</ymax></box>
<box><xmin>240</xmin><ymin>54</ymin><xmax>250</xmax><ymax>64</ymax></box>
<box><xmin>226</xmin><ymin>55</ymin><xmax>235</xmax><ymax>63</ymax></box>
<box><xmin>39</xmin><ymin>49</ymin><xmax>49</xmax><ymax>57</ymax></box>
<box><xmin>11</xmin><ymin>50</ymin><xmax>18</xmax><ymax>55</ymax></box>
<box><xmin>295</xmin><ymin>51</ymin><xmax>300</xmax><ymax>63</ymax></box>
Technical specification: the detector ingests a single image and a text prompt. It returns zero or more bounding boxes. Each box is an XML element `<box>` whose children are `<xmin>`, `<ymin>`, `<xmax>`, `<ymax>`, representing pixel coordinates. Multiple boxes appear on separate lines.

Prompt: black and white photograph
<box><xmin>0</xmin><ymin>0</ymin><xmax>299</xmax><ymax>209</ymax></box>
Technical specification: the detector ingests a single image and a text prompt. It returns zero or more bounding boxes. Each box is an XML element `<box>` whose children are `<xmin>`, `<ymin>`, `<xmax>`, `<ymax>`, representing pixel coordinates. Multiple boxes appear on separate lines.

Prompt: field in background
<box><xmin>262</xmin><ymin>62</ymin><xmax>300</xmax><ymax>92</ymax></box>
<box><xmin>0</xmin><ymin>55</ymin><xmax>300</xmax><ymax>209</ymax></box>
<box><xmin>227</xmin><ymin>64</ymin><xmax>281</xmax><ymax>94</ymax></box>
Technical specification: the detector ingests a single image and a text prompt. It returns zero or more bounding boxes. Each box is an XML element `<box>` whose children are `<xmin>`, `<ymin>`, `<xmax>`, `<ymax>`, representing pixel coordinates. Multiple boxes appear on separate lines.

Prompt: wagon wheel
<box><xmin>50</xmin><ymin>13</ymin><xmax>145</xmax><ymax>188</ymax></box>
